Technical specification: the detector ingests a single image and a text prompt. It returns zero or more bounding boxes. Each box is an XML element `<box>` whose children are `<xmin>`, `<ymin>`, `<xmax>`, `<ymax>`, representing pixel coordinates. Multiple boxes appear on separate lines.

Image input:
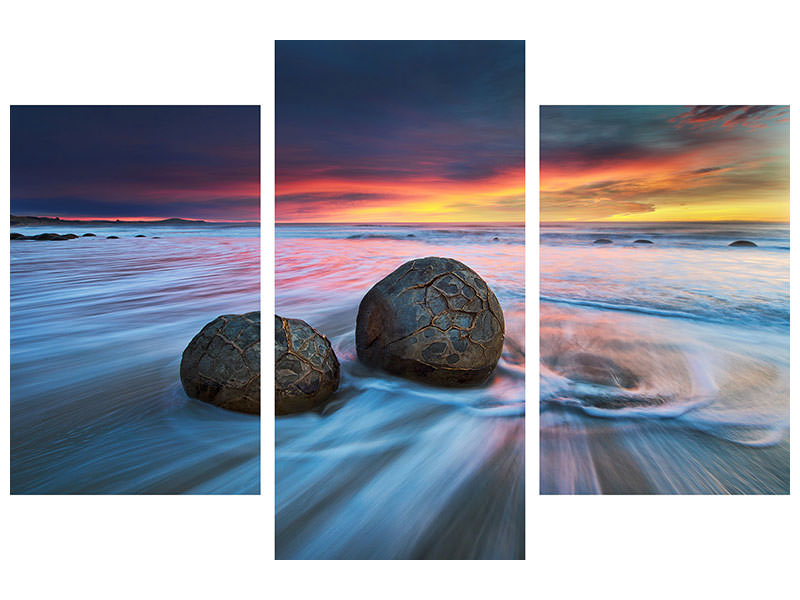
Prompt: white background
<box><xmin>1</xmin><ymin>1</ymin><xmax>797</xmax><ymax>598</ymax></box>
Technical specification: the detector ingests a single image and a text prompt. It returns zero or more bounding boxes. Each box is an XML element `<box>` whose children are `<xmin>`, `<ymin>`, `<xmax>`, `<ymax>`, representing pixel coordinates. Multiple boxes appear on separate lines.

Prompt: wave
<box><xmin>540</xmin><ymin>295</ymin><xmax>789</xmax><ymax>328</ymax></box>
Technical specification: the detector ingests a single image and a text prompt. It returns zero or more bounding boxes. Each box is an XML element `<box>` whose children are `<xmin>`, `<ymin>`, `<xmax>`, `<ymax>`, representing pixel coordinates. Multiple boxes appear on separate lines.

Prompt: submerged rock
<box><xmin>544</xmin><ymin>352</ymin><xmax>639</xmax><ymax>389</ymax></box>
<box><xmin>633</xmin><ymin>239</ymin><xmax>653</xmax><ymax>244</ymax></box>
<box><xmin>82</xmin><ymin>233</ymin><xmax>96</xmax><ymax>237</ymax></box>
<box><xmin>593</xmin><ymin>238</ymin><xmax>613</xmax><ymax>245</ymax></box>
<box><xmin>729</xmin><ymin>240</ymin><xmax>757</xmax><ymax>247</ymax></box>
<box><xmin>106</xmin><ymin>236</ymin><xmax>119</xmax><ymax>239</ymax></box>
<box><xmin>135</xmin><ymin>234</ymin><xmax>146</xmax><ymax>237</ymax></box>
<box><xmin>10</xmin><ymin>233</ymin><xmax>25</xmax><ymax>240</ymax></box>
<box><xmin>275</xmin><ymin>315</ymin><xmax>340</xmax><ymax>415</ymax></box>
<box><xmin>180</xmin><ymin>312</ymin><xmax>260</xmax><ymax>414</ymax></box>
<box><xmin>356</xmin><ymin>256</ymin><xmax>504</xmax><ymax>386</ymax></box>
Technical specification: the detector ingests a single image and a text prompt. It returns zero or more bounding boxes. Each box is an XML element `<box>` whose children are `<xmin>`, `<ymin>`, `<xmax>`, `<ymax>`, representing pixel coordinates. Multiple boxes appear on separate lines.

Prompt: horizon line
<box><xmin>540</xmin><ymin>219</ymin><xmax>789</xmax><ymax>224</ymax></box>
<box><xmin>275</xmin><ymin>220</ymin><xmax>525</xmax><ymax>225</ymax></box>
<box><xmin>12</xmin><ymin>214</ymin><xmax>260</xmax><ymax>224</ymax></box>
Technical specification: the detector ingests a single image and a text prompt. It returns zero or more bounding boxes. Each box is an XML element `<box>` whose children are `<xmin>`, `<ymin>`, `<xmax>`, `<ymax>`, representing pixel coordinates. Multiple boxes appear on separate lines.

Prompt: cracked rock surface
<box><xmin>275</xmin><ymin>315</ymin><xmax>340</xmax><ymax>415</ymax></box>
<box><xmin>180</xmin><ymin>311</ymin><xmax>260</xmax><ymax>415</ymax></box>
<box><xmin>356</xmin><ymin>257</ymin><xmax>504</xmax><ymax>386</ymax></box>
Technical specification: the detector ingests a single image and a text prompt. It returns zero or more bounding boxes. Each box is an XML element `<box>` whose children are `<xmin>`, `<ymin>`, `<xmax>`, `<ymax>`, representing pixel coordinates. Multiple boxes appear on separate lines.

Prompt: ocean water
<box><xmin>541</xmin><ymin>222</ymin><xmax>789</xmax><ymax>494</ymax></box>
<box><xmin>10</xmin><ymin>223</ymin><xmax>260</xmax><ymax>494</ymax></box>
<box><xmin>275</xmin><ymin>223</ymin><xmax>525</xmax><ymax>559</ymax></box>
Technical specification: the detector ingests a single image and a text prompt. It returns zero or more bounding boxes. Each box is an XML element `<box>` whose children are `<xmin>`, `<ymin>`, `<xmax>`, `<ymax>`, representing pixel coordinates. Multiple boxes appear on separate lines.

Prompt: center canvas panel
<box><xmin>274</xmin><ymin>40</ymin><xmax>525</xmax><ymax>560</ymax></box>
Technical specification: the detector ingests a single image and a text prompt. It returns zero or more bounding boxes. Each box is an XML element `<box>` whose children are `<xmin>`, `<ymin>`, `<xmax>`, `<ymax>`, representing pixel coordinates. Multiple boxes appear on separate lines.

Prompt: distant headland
<box><xmin>11</xmin><ymin>215</ymin><xmax>258</xmax><ymax>226</ymax></box>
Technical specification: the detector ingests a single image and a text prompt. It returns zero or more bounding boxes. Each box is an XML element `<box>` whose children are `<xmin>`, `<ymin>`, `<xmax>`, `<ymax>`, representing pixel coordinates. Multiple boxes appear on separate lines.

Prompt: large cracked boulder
<box><xmin>356</xmin><ymin>257</ymin><xmax>505</xmax><ymax>386</ymax></box>
<box><xmin>275</xmin><ymin>315</ymin><xmax>340</xmax><ymax>415</ymax></box>
<box><xmin>180</xmin><ymin>312</ymin><xmax>260</xmax><ymax>414</ymax></box>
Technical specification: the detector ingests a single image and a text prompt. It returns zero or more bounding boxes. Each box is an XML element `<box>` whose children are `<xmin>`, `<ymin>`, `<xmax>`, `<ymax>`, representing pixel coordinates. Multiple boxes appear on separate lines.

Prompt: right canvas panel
<box><xmin>540</xmin><ymin>105</ymin><xmax>789</xmax><ymax>494</ymax></box>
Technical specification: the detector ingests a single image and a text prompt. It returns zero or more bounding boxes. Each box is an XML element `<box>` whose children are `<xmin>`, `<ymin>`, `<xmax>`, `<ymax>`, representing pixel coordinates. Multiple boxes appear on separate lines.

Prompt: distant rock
<box><xmin>356</xmin><ymin>257</ymin><xmax>504</xmax><ymax>386</ymax></box>
<box><xmin>407</xmin><ymin>233</ymin><xmax>416</xmax><ymax>237</ymax></box>
<box><xmin>633</xmin><ymin>239</ymin><xmax>653</xmax><ymax>244</ymax></box>
<box><xmin>106</xmin><ymin>236</ymin><xmax>119</xmax><ymax>239</ymax></box>
<box><xmin>135</xmin><ymin>234</ymin><xmax>146</xmax><ymax>237</ymax></box>
<box><xmin>275</xmin><ymin>315</ymin><xmax>340</xmax><ymax>415</ymax></box>
<box><xmin>180</xmin><ymin>312</ymin><xmax>260</xmax><ymax>414</ymax></box>
<box><xmin>593</xmin><ymin>238</ymin><xmax>613</xmax><ymax>245</ymax></box>
<box><xmin>493</xmin><ymin>236</ymin><xmax>500</xmax><ymax>241</ymax></box>
<box><xmin>34</xmin><ymin>233</ymin><xmax>76</xmax><ymax>241</ymax></box>
<box><xmin>152</xmin><ymin>236</ymin><xmax>161</xmax><ymax>239</ymax></box>
<box><xmin>729</xmin><ymin>240</ymin><xmax>757</xmax><ymax>247</ymax></box>
<box><xmin>11</xmin><ymin>232</ymin><xmax>79</xmax><ymax>241</ymax></box>
<box><xmin>82</xmin><ymin>233</ymin><xmax>96</xmax><ymax>237</ymax></box>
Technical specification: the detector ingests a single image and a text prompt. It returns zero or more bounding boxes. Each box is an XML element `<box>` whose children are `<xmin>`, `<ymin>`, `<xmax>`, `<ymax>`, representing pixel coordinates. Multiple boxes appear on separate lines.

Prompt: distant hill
<box><xmin>9</xmin><ymin>215</ymin><xmax>250</xmax><ymax>226</ymax></box>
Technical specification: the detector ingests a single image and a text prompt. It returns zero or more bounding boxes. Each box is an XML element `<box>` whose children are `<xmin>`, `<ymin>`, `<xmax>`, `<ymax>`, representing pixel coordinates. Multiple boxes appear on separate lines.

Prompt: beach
<box><xmin>275</xmin><ymin>223</ymin><xmax>525</xmax><ymax>559</ymax></box>
<box><xmin>540</xmin><ymin>222</ymin><xmax>789</xmax><ymax>494</ymax></box>
<box><xmin>10</xmin><ymin>223</ymin><xmax>260</xmax><ymax>494</ymax></box>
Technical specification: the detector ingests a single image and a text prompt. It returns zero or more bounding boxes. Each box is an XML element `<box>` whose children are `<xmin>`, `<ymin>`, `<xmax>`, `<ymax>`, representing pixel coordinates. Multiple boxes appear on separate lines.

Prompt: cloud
<box><xmin>275</xmin><ymin>41</ymin><xmax>524</xmax><ymax>221</ymax></box>
<box><xmin>671</xmin><ymin>105</ymin><xmax>787</xmax><ymax>129</ymax></box>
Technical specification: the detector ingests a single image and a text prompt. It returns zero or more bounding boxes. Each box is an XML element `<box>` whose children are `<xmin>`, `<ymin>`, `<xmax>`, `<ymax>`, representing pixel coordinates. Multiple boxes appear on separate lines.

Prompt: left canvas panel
<box><xmin>9</xmin><ymin>105</ymin><xmax>261</xmax><ymax>494</ymax></box>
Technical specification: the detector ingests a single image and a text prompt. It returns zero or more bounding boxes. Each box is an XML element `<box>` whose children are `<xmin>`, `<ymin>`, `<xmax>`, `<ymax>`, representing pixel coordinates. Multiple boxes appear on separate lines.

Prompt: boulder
<box><xmin>633</xmin><ymin>239</ymin><xmax>653</xmax><ymax>244</ymax></box>
<box><xmin>13</xmin><ymin>232</ymin><xmax>77</xmax><ymax>241</ymax></box>
<box><xmin>729</xmin><ymin>240</ymin><xmax>757</xmax><ymax>247</ymax></box>
<box><xmin>106</xmin><ymin>236</ymin><xmax>119</xmax><ymax>239</ymax></box>
<box><xmin>180</xmin><ymin>312</ymin><xmax>260</xmax><ymax>414</ymax></box>
<box><xmin>356</xmin><ymin>257</ymin><xmax>504</xmax><ymax>386</ymax></box>
<box><xmin>593</xmin><ymin>238</ymin><xmax>613</xmax><ymax>244</ymax></box>
<box><xmin>275</xmin><ymin>315</ymin><xmax>340</xmax><ymax>415</ymax></box>
<box><xmin>82</xmin><ymin>233</ymin><xmax>96</xmax><ymax>237</ymax></box>
<box><xmin>135</xmin><ymin>234</ymin><xmax>146</xmax><ymax>237</ymax></box>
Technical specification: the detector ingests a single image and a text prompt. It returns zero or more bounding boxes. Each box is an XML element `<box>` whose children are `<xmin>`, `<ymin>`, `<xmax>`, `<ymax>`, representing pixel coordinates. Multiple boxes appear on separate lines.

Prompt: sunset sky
<box><xmin>541</xmin><ymin>105</ymin><xmax>789</xmax><ymax>222</ymax></box>
<box><xmin>275</xmin><ymin>41</ymin><xmax>525</xmax><ymax>223</ymax></box>
<box><xmin>11</xmin><ymin>106</ymin><xmax>260</xmax><ymax>221</ymax></box>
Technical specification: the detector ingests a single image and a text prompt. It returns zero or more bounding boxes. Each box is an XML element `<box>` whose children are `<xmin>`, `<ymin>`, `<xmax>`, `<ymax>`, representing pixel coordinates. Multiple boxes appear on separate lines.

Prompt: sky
<box><xmin>275</xmin><ymin>41</ymin><xmax>525</xmax><ymax>223</ymax></box>
<box><xmin>11</xmin><ymin>106</ymin><xmax>260</xmax><ymax>221</ymax></box>
<box><xmin>541</xmin><ymin>105</ymin><xmax>789</xmax><ymax>222</ymax></box>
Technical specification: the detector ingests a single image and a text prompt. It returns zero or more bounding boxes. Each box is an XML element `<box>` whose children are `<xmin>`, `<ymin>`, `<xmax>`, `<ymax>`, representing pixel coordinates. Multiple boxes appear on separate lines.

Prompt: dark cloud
<box><xmin>275</xmin><ymin>41</ymin><xmax>525</xmax><ymax>200</ymax></box>
<box><xmin>671</xmin><ymin>105</ymin><xmax>787</xmax><ymax>129</ymax></box>
<box><xmin>11</xmin><ymin>106</ymin><xmax>260</xmax><ymax>220</ymax></box>
<box><xmin>13</xmin><ymin>195</ymin><xmax>258</xmax><ymax>220</ymax></box>
<box><xmin>276</xmin><ymin>192</ymin><xmax>396</xmax><ymax>205</ymax></box>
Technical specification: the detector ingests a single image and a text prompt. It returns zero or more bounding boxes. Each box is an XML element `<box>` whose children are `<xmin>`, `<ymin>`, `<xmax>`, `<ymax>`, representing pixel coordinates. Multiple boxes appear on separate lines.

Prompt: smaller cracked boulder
<box><xmin>180</xmin><ymin>312</ymin><xmax>260</xmax><ymax>414</ymax></box>
<box><xmin>275</xmin><ymin>315</ymin><xmax>340</xmax><ymax>415</ymax></box>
